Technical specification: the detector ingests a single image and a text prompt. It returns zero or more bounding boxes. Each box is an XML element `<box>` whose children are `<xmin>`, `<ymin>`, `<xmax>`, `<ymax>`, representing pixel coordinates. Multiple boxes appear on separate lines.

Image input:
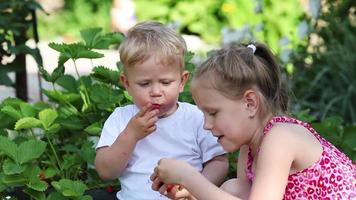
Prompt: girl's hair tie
<box><xmin>247</xmin><ymin>44</ymin><xmax>256</xmax><ymax>54</ymax></box>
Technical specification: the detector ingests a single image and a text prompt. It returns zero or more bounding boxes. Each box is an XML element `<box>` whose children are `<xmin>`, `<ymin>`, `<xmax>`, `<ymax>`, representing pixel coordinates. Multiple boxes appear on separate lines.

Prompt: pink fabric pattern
<box><xmin>246</xmin><ymin>116</ymin><xmax>356</xmax><ymax>199</ymax></box>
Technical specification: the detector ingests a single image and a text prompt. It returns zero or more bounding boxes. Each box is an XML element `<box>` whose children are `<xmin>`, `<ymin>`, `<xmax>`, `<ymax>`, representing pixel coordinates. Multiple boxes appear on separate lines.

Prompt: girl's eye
<box><xmin>208</xmin><ymin>111</ymin><xmax>217</xmax><ymax>116</ymax></box>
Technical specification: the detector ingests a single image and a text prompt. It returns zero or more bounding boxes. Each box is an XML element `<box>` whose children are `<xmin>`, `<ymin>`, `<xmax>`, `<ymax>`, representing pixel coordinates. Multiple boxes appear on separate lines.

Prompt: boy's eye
<box><xmin>161</xmin><ymin>80</ymin><xmax>172</xmax><ymax>85</ymax></box>
<box><xmin>138</xmin><ymin>82</ymin><xmax>149</xmax><ymax>87</ymax></box>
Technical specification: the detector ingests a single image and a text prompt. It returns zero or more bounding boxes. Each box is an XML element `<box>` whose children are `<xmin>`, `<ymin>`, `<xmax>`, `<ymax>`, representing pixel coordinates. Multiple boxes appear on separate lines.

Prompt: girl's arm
<box><xmin>248</xmin><ymin>126</ymin><xmax>295</xmax><ymax>199</ymax></box>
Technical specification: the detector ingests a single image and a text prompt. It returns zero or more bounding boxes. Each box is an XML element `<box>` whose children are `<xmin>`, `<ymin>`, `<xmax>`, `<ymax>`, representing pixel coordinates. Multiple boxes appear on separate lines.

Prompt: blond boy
<box><xmin>95</xmin><ymin>21</ymin><xmax>228</xmax><ymax>200</ymax></box>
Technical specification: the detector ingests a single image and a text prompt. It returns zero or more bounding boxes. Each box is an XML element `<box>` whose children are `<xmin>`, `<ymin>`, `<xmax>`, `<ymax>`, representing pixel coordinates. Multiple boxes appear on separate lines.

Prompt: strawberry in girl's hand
<box><xmin>166</xmin><ymin>184</ymin><xmax>175</xmax><ymax>192</ymax></box>
<box><xmin>151</xmin><ymin>103</ymin><xmax>160</xmax><ymax>110</ymax></box>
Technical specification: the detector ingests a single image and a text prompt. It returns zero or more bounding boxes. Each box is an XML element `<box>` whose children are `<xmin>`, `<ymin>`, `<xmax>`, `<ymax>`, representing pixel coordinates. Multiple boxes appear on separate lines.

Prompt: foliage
<box><xmin>135</xmin><ymin>0</ymin><xmax>304</xmax><ymax>53</ymax></box>
<box><xmin>37</xmin><ymin>0</ymin><xmax>112</xmax><ymax>41</ymax></box>
<box><xmin>294</xmin><ymin>110</ymin><xmax>356</xmax><ymax>162</ymax></box>
<box><xmin>0</xmin><ymin>28</ymin><xmax>125</xmax><ymax>199</ymax></box>
<box><xmin>289</xmin><ymin>0</ymin><xmax>356</xmax><ymax>124</ymax></box>
<box><xmin>0</xmin><ymin>0</ymin><xmax>43</xmax><ymax>86</ymax></box>
<box><xmin>0</xmin><ymin>27</ymin><xmax>197</xmax><ymax>198</ymax></box>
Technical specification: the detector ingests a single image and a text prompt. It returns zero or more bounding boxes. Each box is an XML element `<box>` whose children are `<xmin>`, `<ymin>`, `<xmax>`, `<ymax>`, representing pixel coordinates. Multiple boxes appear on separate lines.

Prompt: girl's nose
<box><xmin>203</xmin><ymin>120</ymin><xmax>213</xmax><ymax>130</ymax></box>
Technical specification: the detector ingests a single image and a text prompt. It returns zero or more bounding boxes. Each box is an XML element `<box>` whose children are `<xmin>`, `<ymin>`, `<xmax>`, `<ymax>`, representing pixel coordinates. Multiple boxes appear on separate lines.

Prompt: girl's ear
<box><xmin>179</xmin><ymin>70</ymin><xmax>190</xmax><ymax>92</ymax></box>
<box><xmin>120</xmin><ymin>73</ymin><xmax>130</xmax><ymax>89</ymax></box>
<box><xmin>243</xmin><ymin>89</ymin><xmax>259</xmax><ymax>118</ymax></box>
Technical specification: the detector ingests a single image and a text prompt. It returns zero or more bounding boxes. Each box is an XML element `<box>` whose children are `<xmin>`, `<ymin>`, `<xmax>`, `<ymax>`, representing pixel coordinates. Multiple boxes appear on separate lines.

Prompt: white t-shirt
<box><xmin>96</xmin><ymin>102</ymin><xmax>225</xmax><ymax>200</ymax></box>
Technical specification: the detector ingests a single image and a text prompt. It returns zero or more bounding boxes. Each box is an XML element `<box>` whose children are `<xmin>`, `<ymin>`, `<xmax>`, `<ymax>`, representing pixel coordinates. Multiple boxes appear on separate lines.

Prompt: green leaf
<box><xmin>0</xmin><ymin>136</ymin><xmax>18</xmax><ymax>162</ymax></box>
<box><xmin>43</xmin><ymin>90</ymin><xmax>81</xmax><ymax>104</ymax></box>
<box><xmin>0</xmin><ymin>112</ymin><xmax>16</xmax><ymax>129</ymax></box>
<box><xmin>52</xmin><ymin>179</ymin><xmax>88</xmax><ymax>197</ymax></box>
<box><xmin>56</xmin><ymin>75</ymin><xmax>78</xmax><ymax>93</ymax></box>
<box><xmin>1</xmin><ymin>105</ymin><xmax>22</xmax><ymax>120</ymax></box>
<box><xmin>84</xmin><ymin>122</ymin><xmax>102</xmax><ymax>135</ymax></box>
<box><xmin>58</xmin><ymin>116</ymin><xmax>85</xmax><ymax>130</ymax></box>
<box><xmin>79</xmin><ymin>141</ymin><xmax>95</xmax><ymax>165</ymax></box>
<box><xmin>38</xmin><ymin>64</ymin><xmax>65</xmax><ymax>83</ymax></box>
<box><xmin>81</xmin><ymin>28</ymin><xmax>124</xmax><ymax>49</ymax></box>
<box><xmin>26</xmin><ymin>180</ymin><xmax>48</xmax><ymax>192</ymax></box>
<box><xmin>3</xmin><ymin>159</ymin><xmax>26</xmax><ymax>175</ymax></box>
<box><xmin>44</xmin><ymin>167</ymin><xmax>58</xmax><ymax>179</ymax></box>
<box><xmin>91</xmin><ymin>66</ymin><xmax>120</xmax><ymax>85</ymax></box>
<box><xmin>1</xmin><ymin>174</ymin><xmax>27</xmax><ymax>186</ymax></box>
<box><xmin>20</xmin><ymin>103</ymin><xmax>37</xmax><ymax>117</ymax></box>
<box><xmin>78</xmin><ymin>195</ymin><xmax>93</xmax><ymax>200</ymax></box>
<box><xmin>15</xmin><ymin>117</ymin><xmax>42</xmax><ymax>130</ymax></box>
<box><xmin>17</xmin><ymin>140</ymin><xmax>46</xmax><ymax>164</ymax></box>
<box><xmin>38</xmin><ymin>109</ymin><xmax>58</xmax><ymax>130</ymax></box>
<box><xmin>46</xmin><ymin>123</ymin><xmax>61</xmax><ymax>134</ymax></box>
<box><xmin>47</xmin><ymin>192</ymin><xmax>67</xmax><ymax>200</ymax></box>
<box><xmin>48</xmin><ymin>42</ymin><xmax>104</xmax><ymax>61</ymax></box>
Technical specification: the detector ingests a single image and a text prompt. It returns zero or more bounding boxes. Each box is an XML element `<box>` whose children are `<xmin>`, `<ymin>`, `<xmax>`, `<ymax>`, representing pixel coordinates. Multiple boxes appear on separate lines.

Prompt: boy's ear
<box><xmin>243</xmin><ymin>89</ymin><xmax>259</xmax><ymax>118</ymax></box>
<box><xmin>120</xmin><ymin>73</ymin><xmax>129</xmax><ymax>89</ymax></box>
<box><xmin>179</xmin><ymin>70</ymin><xmax>189</xmax><ymax>92</ymax></box>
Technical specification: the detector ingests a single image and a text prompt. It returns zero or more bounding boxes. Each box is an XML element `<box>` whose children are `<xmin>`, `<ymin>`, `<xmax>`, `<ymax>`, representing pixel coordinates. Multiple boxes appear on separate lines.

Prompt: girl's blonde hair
<box><xmin>193</xmin><ymin>43</ymin><xmax>289</xmax><ymax>116</ymax></box>
<box><xmin>119</xmin><ymin>21</ymin><xmax>187</xmax><ymax>73</ymax></box>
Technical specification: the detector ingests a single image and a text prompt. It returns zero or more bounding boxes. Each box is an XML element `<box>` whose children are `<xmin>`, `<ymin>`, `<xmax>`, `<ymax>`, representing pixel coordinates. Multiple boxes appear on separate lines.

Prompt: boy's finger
<box><xmin>137</xmin><ymin>104</ymin><xmax>150</xmax><ymax>117</ymax></box>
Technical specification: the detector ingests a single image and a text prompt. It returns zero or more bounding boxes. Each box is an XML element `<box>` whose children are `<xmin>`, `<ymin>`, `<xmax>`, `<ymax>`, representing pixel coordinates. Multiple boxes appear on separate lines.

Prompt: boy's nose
<box><xmin>150</xmin><ymin>85</ymin><xmax>162</xmax><ymax>96</ymax></box>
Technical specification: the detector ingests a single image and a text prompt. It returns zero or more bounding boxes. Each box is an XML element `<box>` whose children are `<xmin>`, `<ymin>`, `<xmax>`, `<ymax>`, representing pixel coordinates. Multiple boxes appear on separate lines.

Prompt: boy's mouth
<box><xmin>150</xmin><ymin>103</ymin><xmax>161</xmax><ymax>110</ymax></box>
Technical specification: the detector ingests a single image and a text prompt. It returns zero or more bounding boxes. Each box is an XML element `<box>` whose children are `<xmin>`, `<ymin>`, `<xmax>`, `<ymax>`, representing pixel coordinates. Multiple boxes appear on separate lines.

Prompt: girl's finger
<box><xmin>151</xmin><ymin>177</ymin><xmax>164</xmax><ymax>191</ymax></box>
<box><xmin>150</xmin><ymin>167</ymin><xmax>158</xmax><ymax>181</ymax></box>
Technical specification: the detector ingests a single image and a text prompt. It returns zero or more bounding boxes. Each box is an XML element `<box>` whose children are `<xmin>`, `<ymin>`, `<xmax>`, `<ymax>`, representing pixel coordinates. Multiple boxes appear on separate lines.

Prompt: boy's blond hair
<box><xmin>119</xmin><ymin>21</ymin><xmax>187</xmax><ymax>73</ymax></box>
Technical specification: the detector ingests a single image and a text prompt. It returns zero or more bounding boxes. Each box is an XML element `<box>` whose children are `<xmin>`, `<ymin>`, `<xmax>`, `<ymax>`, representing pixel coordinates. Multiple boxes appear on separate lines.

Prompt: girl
<box><xmin>150</xmin><ymin>43</ymin><xmax>356</xmax><ymax>199</ymax></box>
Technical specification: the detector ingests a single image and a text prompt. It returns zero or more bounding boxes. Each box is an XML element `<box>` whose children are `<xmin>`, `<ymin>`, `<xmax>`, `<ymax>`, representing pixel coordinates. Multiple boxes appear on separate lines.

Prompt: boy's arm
<box><xmin>201</xmin><ymin>154</ymin><xmax>229</xmax><ymax>186</ymax></box>
<box><xmin>95</xmin><ymin>105</ymin><xmax>159</xmax><ymax>180</ymax></box>
<box><xmin>95</xmin><ymin>129</ymin><xmax>139</xmax><ymax>180</ymax></box>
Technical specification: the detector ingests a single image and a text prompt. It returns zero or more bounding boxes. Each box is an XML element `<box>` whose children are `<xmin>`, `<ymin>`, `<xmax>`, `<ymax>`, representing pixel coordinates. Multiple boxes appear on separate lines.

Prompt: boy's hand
<box><xmin>125</xmin><ymin>103</ymin><xmax>159</xmax><ymax>140</ymax></box>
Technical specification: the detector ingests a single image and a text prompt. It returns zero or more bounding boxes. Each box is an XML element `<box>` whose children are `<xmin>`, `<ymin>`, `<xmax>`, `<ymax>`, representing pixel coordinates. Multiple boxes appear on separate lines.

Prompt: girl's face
<box><xmin>121</xmin><ymin>55</ymin><xmax>188</xmax><ymax>118</ymax></box>
<box><xmin>191</xmin><ymin>78</ymin><xmax>255</xmax><ymax>152</ymax></box>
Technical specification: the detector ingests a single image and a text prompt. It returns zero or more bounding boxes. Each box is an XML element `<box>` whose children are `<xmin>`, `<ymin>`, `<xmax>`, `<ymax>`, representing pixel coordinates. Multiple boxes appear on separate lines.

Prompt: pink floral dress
<box><xmin>246</xmin><ymin>116</ymin><xmax>356</xmax><ymax>199</ymax></box>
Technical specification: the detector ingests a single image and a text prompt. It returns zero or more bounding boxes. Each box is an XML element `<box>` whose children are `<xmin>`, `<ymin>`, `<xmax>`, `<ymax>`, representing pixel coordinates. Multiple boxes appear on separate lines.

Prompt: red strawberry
<box><xmin>106</xmin><ymin>185</ymin><xmax>114</xmax><ymax>193</ymax></box>
<box><xmin>166</xmin><ymin>184</ymin><xmax>175</xmax><ymax>192</ymax></box>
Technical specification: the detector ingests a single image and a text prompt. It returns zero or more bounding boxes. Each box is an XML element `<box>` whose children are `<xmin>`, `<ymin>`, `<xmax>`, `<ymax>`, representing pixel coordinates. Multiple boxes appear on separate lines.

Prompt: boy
<box><xmin>95</xmin><ymin>21</ymin><xmax>228</xmax><ymax>200</ymax></box>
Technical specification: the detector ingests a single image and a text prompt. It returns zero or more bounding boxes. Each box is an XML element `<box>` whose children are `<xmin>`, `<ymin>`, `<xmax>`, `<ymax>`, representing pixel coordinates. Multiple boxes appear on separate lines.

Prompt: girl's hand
<box><xmin>165</xmin><ymin>185</ymin><xmax>198</xmax><ymax>200</ymax></box>
<box><xmin>150</xmin><ymin>159</ymin><xmax>195</xmax><ymax>192</ymax></box>
<box><xmin>125</xmin><ymin>103</ymin><xmax>159</xmax><ymax>140</ymax></box>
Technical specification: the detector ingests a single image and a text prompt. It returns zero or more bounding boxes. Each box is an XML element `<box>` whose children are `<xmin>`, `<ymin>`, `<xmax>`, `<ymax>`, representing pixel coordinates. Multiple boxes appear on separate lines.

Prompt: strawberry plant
<box><xmin>0</xmin><ymin>27</ymin><xmax>126</xmax><ymax>199</ymax></box>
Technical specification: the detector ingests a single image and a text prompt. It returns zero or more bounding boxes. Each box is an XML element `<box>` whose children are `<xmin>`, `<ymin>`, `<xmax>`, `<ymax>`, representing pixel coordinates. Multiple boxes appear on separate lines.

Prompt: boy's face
<box><xmin>120</xmin><ymin>55</ymin><xmax>189</xmax><ymax>118</ymax></box>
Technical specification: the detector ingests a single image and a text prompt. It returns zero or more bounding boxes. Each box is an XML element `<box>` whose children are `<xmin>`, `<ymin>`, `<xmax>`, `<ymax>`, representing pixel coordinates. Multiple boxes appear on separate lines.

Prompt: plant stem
<box><xmin>45</xmin><ymin>134</ymin><xmax>63</xmax><ymax>173</ymax></box>
<box><xmin>72</xmin><ymin>59</ymin><xmax>92</xmax><ymax>111</ymax></box>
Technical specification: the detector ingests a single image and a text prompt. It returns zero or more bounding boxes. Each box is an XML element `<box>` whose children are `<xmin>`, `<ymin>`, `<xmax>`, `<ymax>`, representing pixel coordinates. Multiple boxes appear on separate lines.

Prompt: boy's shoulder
<box><xmin>177</xmin><ymin>102</ymin><xmax>203</xmax><ymax>118</ymax></box>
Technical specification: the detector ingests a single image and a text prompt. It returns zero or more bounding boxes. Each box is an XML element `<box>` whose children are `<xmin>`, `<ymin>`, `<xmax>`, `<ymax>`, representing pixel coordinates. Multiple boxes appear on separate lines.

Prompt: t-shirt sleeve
<box><xmin>96</xmin><ymin>108</ymin><xmax>124</xmax><ymax>149</ymax></box>
<box><xmin>195</xmin><ymin>113</ymin><xmax>226</xmax><ymax>163</ymax></box>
